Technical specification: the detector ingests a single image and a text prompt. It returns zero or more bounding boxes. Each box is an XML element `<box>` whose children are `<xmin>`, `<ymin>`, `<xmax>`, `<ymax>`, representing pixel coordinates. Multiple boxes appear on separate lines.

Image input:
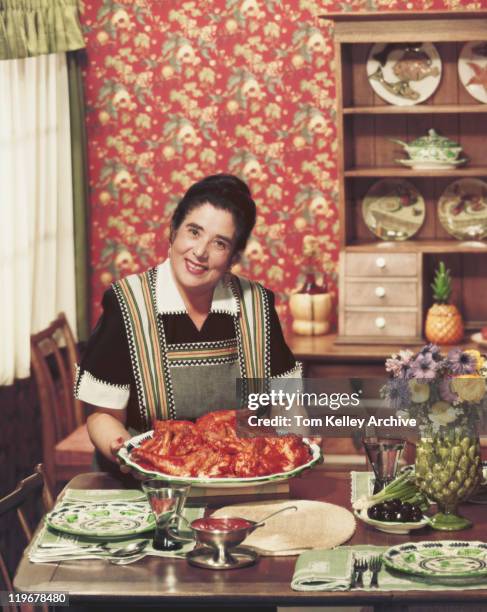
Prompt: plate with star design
<box><xmin>458</xmin><ymin>42</ymin><xmax>487</xmax><ymax>103</ymax></box>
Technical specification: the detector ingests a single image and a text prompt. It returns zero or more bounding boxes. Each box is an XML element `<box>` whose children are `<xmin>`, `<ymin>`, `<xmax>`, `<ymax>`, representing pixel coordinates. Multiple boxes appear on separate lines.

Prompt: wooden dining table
<box><xmin>14</xmin><ymin>469</ymin><xmax>487</xmax><ymax>611</ymax></box>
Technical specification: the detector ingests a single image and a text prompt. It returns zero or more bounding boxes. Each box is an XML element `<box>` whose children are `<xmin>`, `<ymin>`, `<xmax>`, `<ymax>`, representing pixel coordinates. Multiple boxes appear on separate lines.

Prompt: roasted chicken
<box><xmin>130</xmin><ymin>409</ymin><xmax>310</xmax><ymax>478</ymax></box>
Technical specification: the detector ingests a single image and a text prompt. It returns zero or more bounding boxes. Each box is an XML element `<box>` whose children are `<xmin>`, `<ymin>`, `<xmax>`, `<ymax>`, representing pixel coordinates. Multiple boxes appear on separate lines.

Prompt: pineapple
<box><xmin>425</xmin><ymin>261</ymin><xmax>464</xmax><ymax>345</ymax></box>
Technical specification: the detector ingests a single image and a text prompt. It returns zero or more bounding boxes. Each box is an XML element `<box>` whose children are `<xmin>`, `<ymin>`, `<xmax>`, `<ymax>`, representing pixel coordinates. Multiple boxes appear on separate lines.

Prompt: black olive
<box><xmin>401</xmin><ymin>502</ymin><xmax>412</xmax><ymax>512</ymax></box>
<box><xmin>411</xmin><ymin>510</ymin><xmax>423</xmax><ymax>522</ymax></box>
<box><xmin>368</xmin><ymin>504</ymin><xmax>384</xmax><ymax>519</ymax></box>
<box><xmin>389</xmin><ymin>499</ymin><xmax>402</xmax><ymax>511</ymax></box>
<box><xmin>383</xmin><ymin>510</ymin><xmax>396</xmax><ymax>522</ymax></box>
<box><xmin>394</xmin><ymin>510</ymin><xmax>404</xmax><ymax>521</ymax></box>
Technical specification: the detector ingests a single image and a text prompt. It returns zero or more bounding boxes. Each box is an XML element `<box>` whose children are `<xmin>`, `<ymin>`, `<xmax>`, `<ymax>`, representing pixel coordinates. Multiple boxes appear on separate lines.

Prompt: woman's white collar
<box><xmin>155</xmin><ymin>259</ymin><xmax>239</xmax><ymax>316</ymax></box>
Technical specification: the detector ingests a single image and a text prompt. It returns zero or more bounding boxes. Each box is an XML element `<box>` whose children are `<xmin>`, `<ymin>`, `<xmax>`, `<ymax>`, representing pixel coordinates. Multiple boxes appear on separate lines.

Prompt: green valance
<box><xmin>0</xmin><ymin>0</ymin><xmax>85</xmax><ymax>60</ymax></box>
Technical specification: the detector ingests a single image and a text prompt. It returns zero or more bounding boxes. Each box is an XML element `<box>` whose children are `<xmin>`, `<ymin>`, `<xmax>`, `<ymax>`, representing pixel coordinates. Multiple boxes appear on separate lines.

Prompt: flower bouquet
<box><xmin>383</xmin><ymin>345</ymin><xmax>487</xmax><ymax>531</ymax></box>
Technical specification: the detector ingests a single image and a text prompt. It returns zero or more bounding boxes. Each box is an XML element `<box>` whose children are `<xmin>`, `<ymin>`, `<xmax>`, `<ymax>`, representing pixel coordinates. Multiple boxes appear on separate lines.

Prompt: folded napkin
<box><xmin>292</xmin><ymin>547</ymin><xmax>355</xmax><ymax>591</ymax></box>
<box><xmin>212</xmin><ymin>500</ymin><xmax>356</xmax><ymax>556</ymax></box>
<box><xmin>350</xmin><ymin>471</ymin><xmax>374</xmax><ymax>504</ymax></box>
<box><xmin>62</xmin><ymin>489</ymin><xmax>147</xmax><ymax>503</ymax></box>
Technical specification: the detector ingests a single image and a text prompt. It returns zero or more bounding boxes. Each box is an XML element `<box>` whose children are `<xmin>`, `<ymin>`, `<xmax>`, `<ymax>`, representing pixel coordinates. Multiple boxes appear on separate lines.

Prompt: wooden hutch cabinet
<box><xmin>322</xmin><ymin>10</ymin><xmax>487</xmax><ymax>345</ymax></box>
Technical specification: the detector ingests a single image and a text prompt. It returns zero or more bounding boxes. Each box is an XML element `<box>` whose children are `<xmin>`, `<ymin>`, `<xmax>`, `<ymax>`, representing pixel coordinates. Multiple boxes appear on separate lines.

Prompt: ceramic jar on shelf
<box><xmin>289</xmin><ymin>272</ymin><xmax>332</xmax><ymax>336</ymax></box>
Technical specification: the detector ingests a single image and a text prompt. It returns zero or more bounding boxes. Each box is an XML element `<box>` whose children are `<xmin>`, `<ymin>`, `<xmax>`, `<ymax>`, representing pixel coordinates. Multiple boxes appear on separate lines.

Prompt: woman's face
<box><xmin>170</xmin><ymin>202</ymin><xmax>237</xmax><ymax>297</ymax></box>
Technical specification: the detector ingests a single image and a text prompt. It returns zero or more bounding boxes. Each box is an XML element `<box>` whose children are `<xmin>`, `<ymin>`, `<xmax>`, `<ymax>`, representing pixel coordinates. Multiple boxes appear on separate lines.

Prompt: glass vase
<box><xmin>415</xmin><ymin>427</ymin><xmax>482</xmax><ymax>531</ymax></box>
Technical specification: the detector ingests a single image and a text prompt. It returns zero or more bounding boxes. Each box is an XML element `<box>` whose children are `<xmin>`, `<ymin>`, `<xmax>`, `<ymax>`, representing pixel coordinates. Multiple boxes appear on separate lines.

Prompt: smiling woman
<box><xmin>75</xmin><ymin>174</ymin><xmax>301</xmax><ymax>472</ymax></box>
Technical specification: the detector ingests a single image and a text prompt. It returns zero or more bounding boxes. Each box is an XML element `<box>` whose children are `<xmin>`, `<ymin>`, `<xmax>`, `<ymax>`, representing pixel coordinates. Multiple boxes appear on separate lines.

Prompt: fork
<box><xmin>351</xmin><ymin>556</ymin><xmax>368</xmax><ymax>588</ymax></box>
<box><xmin>369</xmin><ymin>555</ymin><xmax>383</xmax><ymax>588</ymax></box>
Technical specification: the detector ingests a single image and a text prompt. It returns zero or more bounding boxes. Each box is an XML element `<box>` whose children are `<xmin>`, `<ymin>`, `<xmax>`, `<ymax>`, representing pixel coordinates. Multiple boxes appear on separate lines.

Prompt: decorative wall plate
<box><xmin>458</xmin><ymin>42</ymin><xmax>487</xmax><ymax>104</ymax></box>
<box><xmin>46</xmin><ymin>501</ymin><xmax>155</xmax><ymax>538</ymax></box>
<box><xmin>437</xmin><ymin>178</ymin><xmax>487</xmax><ymax>240</ymax></box>
<box><xmin>383</xmin><ymin>541</ymin><xmax>487</xmax><ymax>583</ymax></box>
<box><xmin>362</xmin><ymin>179</ymin><xmax>425</xmax><ymax>241</ymax></box>
<box><xmin>471</xmin><ymin>332</ymin><xmax>487</xmax><ymax>349</ymax></box>
<box><xmin>367</xmin><ymin>42</ymin><xmax>442</xmax><ymax>106</ymax></box>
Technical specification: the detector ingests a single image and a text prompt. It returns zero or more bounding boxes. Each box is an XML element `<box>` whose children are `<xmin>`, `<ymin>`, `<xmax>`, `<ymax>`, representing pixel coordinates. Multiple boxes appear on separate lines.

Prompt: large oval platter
<box><xmin>117</xmin><ymin>432</ymin><xmax>322</xmax><ymax>487</ymax></box>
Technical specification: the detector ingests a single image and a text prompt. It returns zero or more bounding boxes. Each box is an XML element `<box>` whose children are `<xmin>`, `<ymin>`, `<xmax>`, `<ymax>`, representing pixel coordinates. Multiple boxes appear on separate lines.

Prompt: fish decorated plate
<box><xmin>383</xmin><ymin>541</ymin><xmax>487</xmax><ymax>584</ymax></box>
<box><xmin>46</xmin><ymin>501</ymin><xmax>155</xmax><ymax>538</ymax></box>
<box><xmin>458</xmin><ymin>42</ymin><xmax>487</xmax><ymax>104</ymax></box>
<box><xmin>437</xmin><ymin>178</ymin><xmax>487</xmax><ymax>240</ymax></box>
<box><xmin>362</xmin><ymin>179</ymin><xmax>425</xmax><ymax>241</ymax></box>
<box><xmin>118</xmin><ymin>431</ymin><xmax>322</xmax><ymax>488</ymax></box>
<box><xmin>367</xmin><ymin>42</ymin><xmax>441</xmax><ymax>106</ymax></box>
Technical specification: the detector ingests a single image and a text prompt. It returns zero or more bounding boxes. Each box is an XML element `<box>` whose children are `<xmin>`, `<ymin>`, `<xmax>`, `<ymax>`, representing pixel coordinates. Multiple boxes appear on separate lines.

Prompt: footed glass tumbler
<box><xmin>142</xmin><ymin>481</ymin><xmax>190</xmax><ymax>551</ymax></box>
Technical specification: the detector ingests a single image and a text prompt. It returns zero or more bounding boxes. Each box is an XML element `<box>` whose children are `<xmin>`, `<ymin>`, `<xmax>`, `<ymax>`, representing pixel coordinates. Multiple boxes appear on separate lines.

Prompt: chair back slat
<box><xmin>30</xmin><ymin>313</ymin><xmax>84</xmax><ymax>490</ymax></box>
<box><xmin>0</xmin><ymin>465</ymin><xmax>52</xmax><ymax>612</ymax></box>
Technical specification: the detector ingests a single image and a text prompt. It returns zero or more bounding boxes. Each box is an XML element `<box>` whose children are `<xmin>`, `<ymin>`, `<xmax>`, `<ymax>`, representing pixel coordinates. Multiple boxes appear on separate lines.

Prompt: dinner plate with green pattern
<box><xmin>46</xmin><ymin>501</ymin><xmax>155</xmax><ymax>538</ymax></box>
<box><xmin>118</xmin><ymin>433</ymin><xmax>322</xmax><ymax>487</ymax></box>
<box><xmin>383</xmin><ymin>541</ymin><xmax>487</xmax><ymax>583</ymax></box>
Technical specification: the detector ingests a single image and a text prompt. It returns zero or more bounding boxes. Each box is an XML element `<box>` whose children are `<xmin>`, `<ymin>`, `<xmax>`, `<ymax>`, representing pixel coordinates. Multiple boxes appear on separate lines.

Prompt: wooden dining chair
<box><xmin>0</xmin><ymin>464</ymin><xmax>53</xmax><ymax>612</ymax></box>
<box><xmin>30</xmin><ymin>313</ymin><xmax>94</xmax><ymax>492</ymax></box>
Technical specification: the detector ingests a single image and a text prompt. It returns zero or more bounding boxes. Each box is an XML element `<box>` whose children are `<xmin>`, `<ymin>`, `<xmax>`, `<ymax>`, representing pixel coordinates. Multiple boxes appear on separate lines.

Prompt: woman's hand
<box><xmin>110</xmin><ymin>435</ymin><xmax>146</xmax><ymax>480</ymax></box>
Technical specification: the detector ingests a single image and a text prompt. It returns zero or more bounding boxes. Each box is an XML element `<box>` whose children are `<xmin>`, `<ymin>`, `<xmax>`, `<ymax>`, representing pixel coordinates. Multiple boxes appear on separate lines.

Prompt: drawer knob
<box><xmin>375</xmin><ymin>286</ymin><xmax>386</xmax><ymax>298</ymax></box>
<box><xmin>375</xmin><ymin>316</ymin><xmax>386</xmax><ymax>329</ymax></box>
<box><xmin>375</xmin><ymin>257</ymin><xmax>386</xmax><ymax>269</ymax></box>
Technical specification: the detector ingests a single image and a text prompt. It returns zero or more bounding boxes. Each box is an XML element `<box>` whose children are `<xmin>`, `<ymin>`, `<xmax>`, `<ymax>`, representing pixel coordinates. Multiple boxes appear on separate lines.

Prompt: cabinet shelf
<box><xmin>346</xmin><ymin>240</ymin><xmax>487</xmax><ymax>254</ymax></box>
<box><xmin>343</xmin><ymin>105</ymin><xmax>487</xmax><ymax>115</ymax></box>
<box><xmin>344</xmin><ymin>166</ymin><xmax>487</xmax><ymax>178</ymax></box>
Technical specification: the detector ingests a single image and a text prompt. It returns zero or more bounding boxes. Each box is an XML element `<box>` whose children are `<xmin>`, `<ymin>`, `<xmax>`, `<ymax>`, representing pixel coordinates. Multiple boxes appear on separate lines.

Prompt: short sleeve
<box><xmin>266</xmin><ymin>289</ymin><xmax>302</xmax><ymax>378</ymax></box>
<box><xmin>74</xmin><ymin>288</ymin><xmax>132</xmax><ymax>409</ymax></box>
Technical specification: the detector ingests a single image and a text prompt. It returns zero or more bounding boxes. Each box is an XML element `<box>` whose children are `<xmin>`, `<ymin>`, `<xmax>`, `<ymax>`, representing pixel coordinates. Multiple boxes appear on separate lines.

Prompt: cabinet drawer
<box><xmin>345</xmin><ymin>253</ymin><xmax>418</xmax><ymax>277</ymax></box>
<box><xmin>344</xmin><ymin>311</ymin><xmax>417</xmax><ymax>337</ymax></box>
<box><xmin>345</xmin><ymin>280</ymin><xmax>417</xmax><ymax>307</ymax></box>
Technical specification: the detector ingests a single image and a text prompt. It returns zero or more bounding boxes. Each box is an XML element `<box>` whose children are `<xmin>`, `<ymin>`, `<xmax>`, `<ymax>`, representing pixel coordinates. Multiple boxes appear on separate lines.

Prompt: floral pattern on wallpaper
<box><xmin>80</xmin><ymin>0</ymin><xmax>478</xmax><ymax>328</ymax></box>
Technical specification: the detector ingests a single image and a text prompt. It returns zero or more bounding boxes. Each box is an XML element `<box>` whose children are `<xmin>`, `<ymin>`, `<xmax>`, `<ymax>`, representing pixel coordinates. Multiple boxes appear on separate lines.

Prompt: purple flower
<box><xmin>420</xmin><ymin>343</ymin><xmax>443</xmax><ymax>362</ymax></box>
<box><xmin>383</xmin><ymin>378</ymin><xmax>411</xmax><ymax>410</ymax></box>
<box><xmin>447</xmin><ymin>348</ymin><xmax>476</xmax><ymax>375</ymax></box>
<box><xmin>385</xmin><ymin>350</ymin><xmax>413</xmax><ymax>379</ymax></box>
<box><xmin>410</xmin><ymin>353</ymin><xmax>438</xmax><ymax>381</ymax></box>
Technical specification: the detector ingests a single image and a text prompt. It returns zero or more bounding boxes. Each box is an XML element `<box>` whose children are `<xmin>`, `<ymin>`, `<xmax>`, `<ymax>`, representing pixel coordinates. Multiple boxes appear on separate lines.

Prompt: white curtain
<box><xmin>0</xmin><ymin>53</ymin><xmax>77</xmax><ymax>385</ymax></box>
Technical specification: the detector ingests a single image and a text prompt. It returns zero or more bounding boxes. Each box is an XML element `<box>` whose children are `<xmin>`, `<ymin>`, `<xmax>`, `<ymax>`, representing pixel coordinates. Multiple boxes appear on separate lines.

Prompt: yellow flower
<box><xmin>464</xmin><ymin>349</ymin><xmax>485</xmax><ymax>372</ymax></box>
<box><xmin>429</xmin><ymin>401</ymin><xmax>457</xmax><ymax>426</ymax></box>
<box><xmin>451</xmin><ymin>375</ymin><xmax>486</xmax><ymax>403</ymax></box>
<box><xmin>409</xmin><ymin>380</ymin><xmax>430</xmax><ymax>403</ymax></box>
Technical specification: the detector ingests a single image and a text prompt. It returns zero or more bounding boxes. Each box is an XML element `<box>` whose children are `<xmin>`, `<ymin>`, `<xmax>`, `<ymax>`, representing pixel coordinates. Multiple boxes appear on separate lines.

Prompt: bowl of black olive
<box><xmin>354</xmin><ymin>498</ymin><xmax>429</xmax><ymax>534</ymax></box>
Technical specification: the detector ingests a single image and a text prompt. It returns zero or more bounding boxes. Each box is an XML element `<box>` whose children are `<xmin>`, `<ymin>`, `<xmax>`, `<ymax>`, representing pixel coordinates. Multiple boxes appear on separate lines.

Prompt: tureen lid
<box><xmin>408</xmin><ymin>129</ymin><xmax>460</xmax><ymax>148</ymax></box>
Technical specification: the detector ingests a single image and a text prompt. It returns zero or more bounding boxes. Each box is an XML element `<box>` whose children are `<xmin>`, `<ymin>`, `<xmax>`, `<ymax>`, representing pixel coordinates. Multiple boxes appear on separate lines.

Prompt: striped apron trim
<box><xmin>113</xmin><ymin>269</ymin><xmax>172</xmax><ymax>426</ymax></box>
<box><xmin>232</xmin><ymin>276</ymin><xmax>271</xmax><ymax>380</ymax></box>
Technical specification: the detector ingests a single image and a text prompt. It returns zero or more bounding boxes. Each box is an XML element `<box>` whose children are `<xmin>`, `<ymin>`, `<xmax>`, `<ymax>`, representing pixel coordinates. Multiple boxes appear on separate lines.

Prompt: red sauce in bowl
<box><xmin>191</xmin><ymin>517</ymin><xmax>253</xmax><ymax>532</ymax></box>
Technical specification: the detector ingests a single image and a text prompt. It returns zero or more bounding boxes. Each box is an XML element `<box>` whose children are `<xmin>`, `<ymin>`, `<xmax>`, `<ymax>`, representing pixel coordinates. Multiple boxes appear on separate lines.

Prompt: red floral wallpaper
<box><xmin>80</xmin><ymin>0</ymin><xmax>473</xmax><ymax>330</ymax></box>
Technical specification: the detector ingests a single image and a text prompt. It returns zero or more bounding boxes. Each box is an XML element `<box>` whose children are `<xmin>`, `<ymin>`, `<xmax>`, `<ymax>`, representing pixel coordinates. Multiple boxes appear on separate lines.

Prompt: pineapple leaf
<box><xmin>431</xmin><ymin>260</ymin><xmax>452</xmax><ymax>304</ymax></box>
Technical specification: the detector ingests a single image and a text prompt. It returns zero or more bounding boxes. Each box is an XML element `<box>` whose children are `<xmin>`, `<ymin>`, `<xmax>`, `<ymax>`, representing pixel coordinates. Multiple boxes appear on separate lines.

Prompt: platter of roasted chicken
<box><xmin>117</xmin><ymin>410</ymin><xmax>321</xmax><ymax>487</ymax></box>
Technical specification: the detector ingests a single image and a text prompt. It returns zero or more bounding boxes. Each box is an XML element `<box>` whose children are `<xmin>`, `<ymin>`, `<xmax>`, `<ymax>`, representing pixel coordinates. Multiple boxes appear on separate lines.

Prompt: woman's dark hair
<box><xmin>170</xmin><ymin>174</ymin><xmax>256</xmax><ymax>253</ymax></box>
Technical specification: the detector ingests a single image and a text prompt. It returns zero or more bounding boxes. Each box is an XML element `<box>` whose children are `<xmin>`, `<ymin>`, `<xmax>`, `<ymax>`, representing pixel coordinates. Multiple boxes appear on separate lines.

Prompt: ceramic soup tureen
<box><xmin>391</xmin><ymin>128</ymin><xmax>467</xmax><ymax>169</ymax></box>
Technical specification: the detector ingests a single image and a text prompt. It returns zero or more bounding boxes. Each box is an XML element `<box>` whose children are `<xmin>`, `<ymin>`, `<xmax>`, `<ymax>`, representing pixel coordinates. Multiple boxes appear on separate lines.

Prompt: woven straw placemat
<box><xmin>211</xmin><ymin>499</ymin><xmax>356</xmax><ymax>556</ymax></box>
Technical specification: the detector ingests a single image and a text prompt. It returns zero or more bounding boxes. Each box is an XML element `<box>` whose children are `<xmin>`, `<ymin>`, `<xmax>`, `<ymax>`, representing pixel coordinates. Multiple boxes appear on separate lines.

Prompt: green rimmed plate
<box><xmin>46</xmin><ymin>501</ymin><xmax>155</xmax><ymax>538</ymax></box>
<box><xmin>117</xmin><ymin>433</ymin><xmax>322</xmax><ymax>487</ymax></box>
<box><xmin>383</xmin><ymin>541</ymin><xmax>487</xmax><ymax>583</ymax></box>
